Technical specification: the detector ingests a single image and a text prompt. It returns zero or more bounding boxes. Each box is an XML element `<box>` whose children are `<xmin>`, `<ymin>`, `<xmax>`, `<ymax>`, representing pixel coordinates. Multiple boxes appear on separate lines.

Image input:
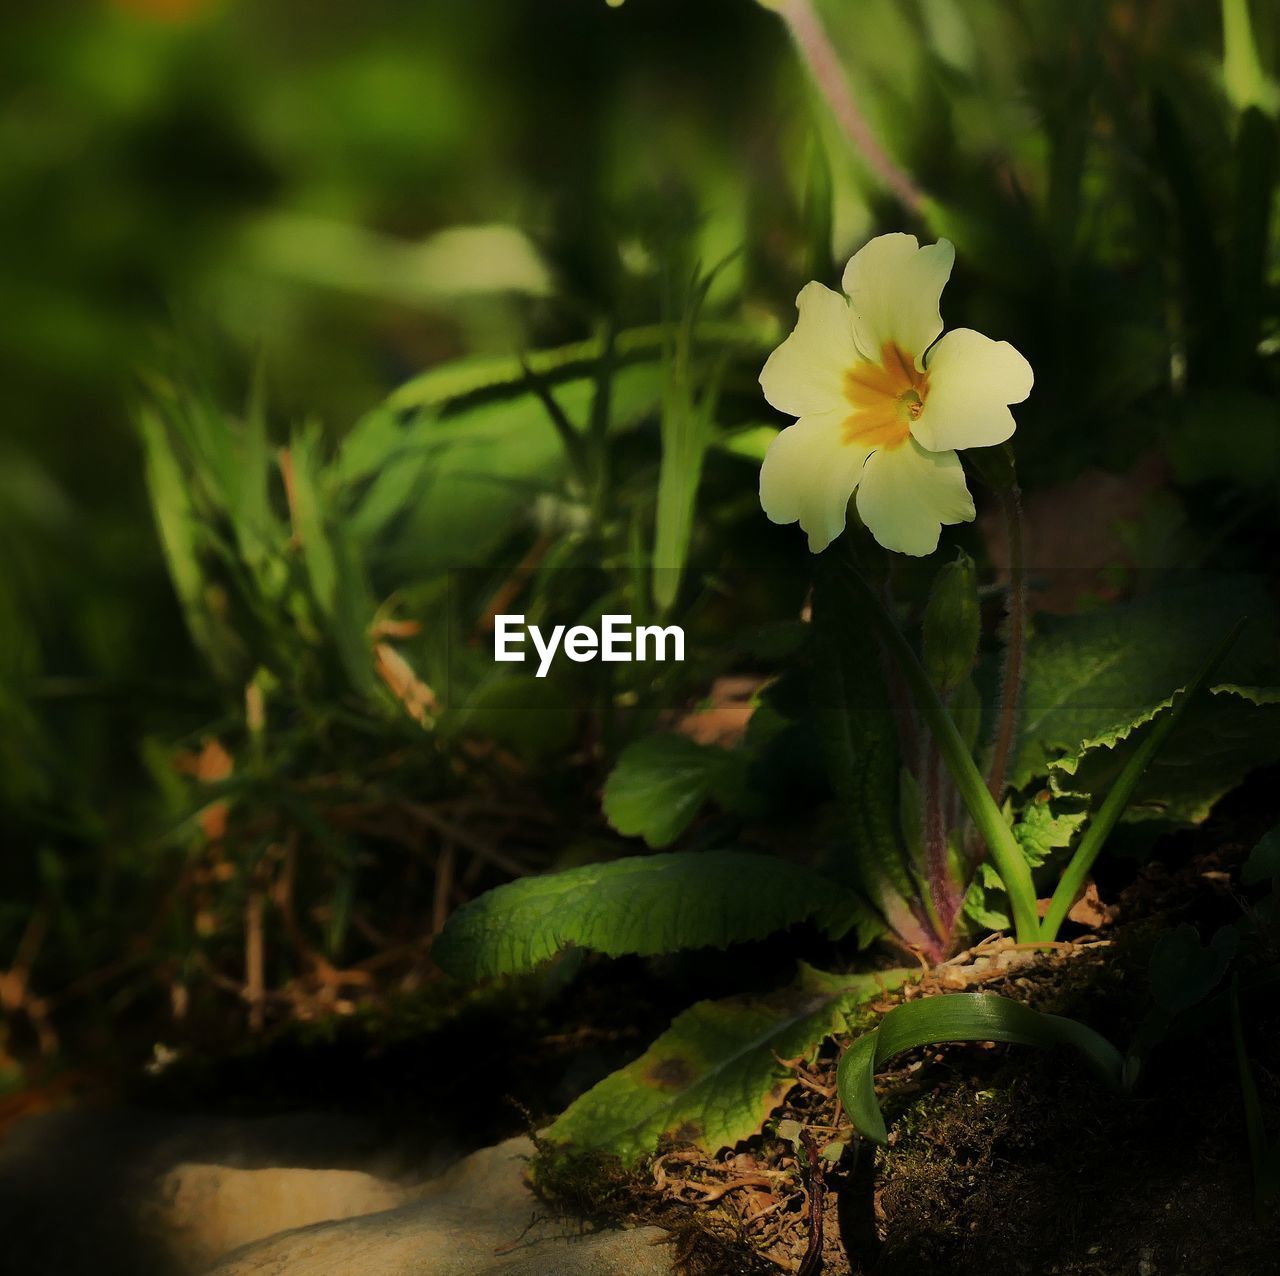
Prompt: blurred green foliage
<box><xmin>1</xmin><ymin>0</ymin><xmax>1278</xmax><ymax>1060</ymax></box>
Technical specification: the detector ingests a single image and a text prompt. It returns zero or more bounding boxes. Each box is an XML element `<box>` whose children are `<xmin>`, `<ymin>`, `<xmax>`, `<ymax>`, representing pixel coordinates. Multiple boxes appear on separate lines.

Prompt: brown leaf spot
<box><xmin>646</xmin><ymin>1056</ymin><xmax>696</xmax><ymax>1092</ymax></box>
<box><xmin>670</xmin><ymin>1119</ymin><xmax>703</xmax><ymax>1145</ymax></box>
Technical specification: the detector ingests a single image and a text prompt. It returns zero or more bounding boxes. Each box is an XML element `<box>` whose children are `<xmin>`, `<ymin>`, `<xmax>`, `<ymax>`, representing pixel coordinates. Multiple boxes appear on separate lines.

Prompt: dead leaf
<box><xmin>369</xmin><ymin>618</ymin><xmax>422</xmax><ymax>641</ymax></box>
<box><xmin>1066</xmin><ymin>882</ymin><xmax>1117</xmax><ymax>929</ymax></box>
<box><xmin>174</xmin><ymin>740</ymin><xmax>233</xmax><ymax>842</ymax></box>
<box><xmin>981</xmin><ymin>451</ymin><xmax>1169</xmax><ymax>614</ymax></box>
<box><xmin>1034</xmin><ymin>880</ymin><xmax>1116</xmax><ymax>929</ymax></box>
<box><xmin>374</xmin><ymin>643</ymin><xmax>438</xmax><ymax>728</ymax></box>
<box><xmin>676</xmin><ymin>676</ymin><xmax>764</xmax><ymax>748</ymax></box>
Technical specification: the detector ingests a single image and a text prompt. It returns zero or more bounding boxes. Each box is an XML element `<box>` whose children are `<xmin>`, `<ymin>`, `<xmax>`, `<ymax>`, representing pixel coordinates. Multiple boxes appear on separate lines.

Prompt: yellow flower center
<box><xmin>841</xmin><ymin>342</ymin><xmax>928</xmax><ymax>451</ymax></box>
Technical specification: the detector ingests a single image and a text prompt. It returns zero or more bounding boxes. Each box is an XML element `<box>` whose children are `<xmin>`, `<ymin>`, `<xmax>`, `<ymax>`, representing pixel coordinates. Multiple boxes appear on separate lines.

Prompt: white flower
<box><xmin>758</xmin><ymin>233</ymin><xmax>1033</xmax><ymax>556</ymax></box>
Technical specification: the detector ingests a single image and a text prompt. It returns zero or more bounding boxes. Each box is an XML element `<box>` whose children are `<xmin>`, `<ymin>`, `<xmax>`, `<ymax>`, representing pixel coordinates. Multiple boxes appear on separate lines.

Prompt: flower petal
<box><xmin>841</xmin><ymin>234</ymin><xmax>954</xmax><ymax>368</ymax></box>
<box><xmin>760</xmin><ymin>413</ymin><xmax>871</xmax><ymax>553</ymax></box>
<box><xmin>912</xmin><ymin>327</ymin><xmax>1034</xmax><ymax>452</ymax></box>
<box><xmin>759</xmin><ymin>282</ymin><xmax>859</xmax><ymax>417</ymax></box>
<box><xmin>855</xmin><ymin>440</ymin><xmax>974</xmax><ymax>557</ymax></box>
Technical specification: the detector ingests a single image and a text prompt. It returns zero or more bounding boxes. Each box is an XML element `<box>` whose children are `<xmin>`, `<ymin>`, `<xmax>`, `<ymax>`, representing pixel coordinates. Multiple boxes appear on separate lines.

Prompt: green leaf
<box><xmin>1222</xmin><ymin>0</ymin><xmax>1280</xmax><ymax>117</ymax></box>
<box><xmin>1170</xmin><ymin>392</ymin><xmax>1280</xmax><ymax>493</ymax></box>
<box><xmin>810</xmin><ymin>567</ymin><xmax>917</xmax><ymax>938</ymax></box>
<box><xmin>602</xmin><ymin>734</ymin><xmax>741</xmax><ymax>849</ymax></box>
<box><xmin>1014</xmin><ymin>579</ymin><xmax>1278</xmax><ymax>808</ymax></box>
<box><xmin>235</xmin><ymin>362</ymin><xmax>274</xmax><ymax>573</ymax></box>
<box><xmin>1150</xmin><ymin>923</ymin><xmax>1240</xmax><ymax>1014</ymax></box>
<box><xmin>836</xmin><ymin>993</ymin><xmax>1128</xmax><ymax>1145</ymax></box>
<box><xmin>1040</xmin><ymin>618</ymin><xmax>1251</xmax><ymax>940</ymax></box>
<box><xmin>962</xmin><ymin>865</ymin><xmax>1013</xmax><ymax>932</ymax></box>
<box><xmin>449</xmin><ymin>674</ymin><xmax>578</xmax><ymax>762</ymax></box>
<box><xmin>386</xmin><ymin>364</ymin><xmax>664</xmax><ymax>577</ymax></box>
<box><xmin>1229</xmin><ymin>977</ymin><xmax>1280</xmax><ymax>1205</ymax></box>
<box><xmin>386</xmin><ymin>319</ymin><xmax>772</xmax><ymax>412</ymax></box>
<box><xmin>836</xmin><ymin>560</ymin><xmax>1041</xmax><ymax>945</ymax></box>
<box><xmin>287</xmin><ymin>424</ymin><xmax>379</xmax><ymax>700</ymax></box>
<box><xmin>923</xmin><ymin>551</ymin><xmax>980</xmax><ymax>695</ymax></box>
<box><xmin>137</xmin><ymin>407</ymin><xmax>242</xmax><ymax>685</ymax></box>
<box><xmin>1229</xmin><ymin>108</ymin><xmax>1279</xmax><ymax>363</ymax></box>
<box><xmin>652</xmin><ymin>264</ymin><xmax>731</xmax><ymax>614</ymax></box>
<box><xmin>963</xmin><ymin>796</ymin><xmax>1086</xmax><ymax>931</ymax></box>
<box><xmin>544</xmin><ymin>964</ymin><xmax>913</xmax><ymax>1164</ymax></box>
<box><xmin>1012</xmin><ymin>795</ymin><xmax>1087</xmax><ymax>868</ymax></box>
<box><xmin>964</xmin><ymin>441</ymin><xmax>1017</xmax><ymax>493</ymax></box>
<box><xmin>715</xmin><ymin>423</ymin><xmax>778</xmax><ymax>462</ymax></box>
<box><xmin>1053</xmin><ymin>682</ymin><xmax>1280</xmax><ymax>825</ymax></box>
<box><xmin>1243</xmin><ymin>825</ymin><xmax>1280</xmax><ymax>885</ymax></box>
<box><xmin>432</xmin><ymin>851</ymin><xmax>864</xmax><ymax>982</ymax></box>
<box><xmin>244</xmin><ymin>215</ymin><xmax>554</xmax><ymax>307</ymax></box>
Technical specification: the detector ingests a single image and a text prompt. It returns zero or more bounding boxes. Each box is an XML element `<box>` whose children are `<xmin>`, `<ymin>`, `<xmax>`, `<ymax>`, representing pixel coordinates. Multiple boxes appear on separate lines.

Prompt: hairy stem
<box><xmin>921</xmin><ymin>732</ymin><xmax>961</xmax><ymax>941</ymax></box>
<box><xmin>986</xmin><ymin>484</ymin><xmax>1026</xmax><ymax>802</ymax></box>
<box><xmin>771</xmin><ymin>0</ymin><xmax>925</xmax><ymax>212</ymax></box>
<box><xmin>843</xmin><ymin>561</ymin><xmax>1040</xmax><ymax>943</ymax></box>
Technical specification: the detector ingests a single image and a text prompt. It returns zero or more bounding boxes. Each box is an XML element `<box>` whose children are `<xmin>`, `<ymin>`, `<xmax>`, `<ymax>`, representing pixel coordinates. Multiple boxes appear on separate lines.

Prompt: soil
<box><xmin>16</xmin><ymin>771</ymin><xmax>1280</xmax><ymax>1276</ymax></box>
<box><xmin>532</xmin><ymin>770</ymin><xmax>1280</xmax><ymax>1275</ymax></box>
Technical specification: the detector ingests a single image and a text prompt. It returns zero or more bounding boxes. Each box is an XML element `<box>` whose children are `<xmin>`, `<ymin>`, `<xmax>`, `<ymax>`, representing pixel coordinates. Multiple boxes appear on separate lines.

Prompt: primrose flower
<box><xmin>759</xmin><ymin>233</ymin><xmax>1033</xmax><ymax>556</ymax></box>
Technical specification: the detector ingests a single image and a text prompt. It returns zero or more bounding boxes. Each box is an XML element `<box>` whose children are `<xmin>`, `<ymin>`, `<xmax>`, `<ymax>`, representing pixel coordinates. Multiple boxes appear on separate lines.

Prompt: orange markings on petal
<box><xmin>841</xmin><ymin>342</ymin><xmax>928</xmax><ymax>452</ymax></box>
<box><xmin>843</xmin><ymin>409</ymin><xmax>908</xmax><ymax>449</ymax></box>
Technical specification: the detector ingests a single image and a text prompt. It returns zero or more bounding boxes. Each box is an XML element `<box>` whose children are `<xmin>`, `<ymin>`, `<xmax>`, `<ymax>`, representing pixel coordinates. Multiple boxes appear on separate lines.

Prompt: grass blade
<box><xmin>836</xmin><ymin>993</ymin><xmax>1128</xmax><ymax>1145</ymax></box>
<box><xmin>387</xmin><ymin>319</ymin><xmax>773</xmax><ymax>412</ymax></box>
<box><xmin>1040</xmin><ymin>616</ymin><xmax>1248</xmax><ymax>940</ymax></box>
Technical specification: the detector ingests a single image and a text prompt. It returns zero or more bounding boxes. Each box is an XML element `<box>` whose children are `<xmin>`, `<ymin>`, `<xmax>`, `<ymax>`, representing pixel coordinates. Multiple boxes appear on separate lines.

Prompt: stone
<box><xmin>153</xmin><ymin>1163</ymin><xmax>414</xmax><ymax>1272</ymax></box>
<box><xmin>204</xmin><ymin>1137</ymin><xmax>673</xmax><ymax>1276</ymax></box>
<box><xmin>0</xmin><ymin>1106</ymin><xmax>672</xmax><ymax>1276</ymax></box>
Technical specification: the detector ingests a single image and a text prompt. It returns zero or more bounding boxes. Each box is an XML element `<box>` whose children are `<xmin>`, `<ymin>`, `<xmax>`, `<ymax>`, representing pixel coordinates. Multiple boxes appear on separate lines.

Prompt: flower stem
<box><xmin>842</xmin><ymin>561</ymin><xmax>1041</xmax><ymax>943</ymax></box>
<box><xmin>921</xmin><ymin>732</ymin><xmax>962</xmax><ymax>940</ymax></box>
<box><xmin>769</xmin><ymin>0</ymin><xmax>925</xmax><ymax>213</ymax></box>
<box><xmin>986</xmin><ymin>484</ymin><xmax>1026</xmax><ymax>801</ymax></box>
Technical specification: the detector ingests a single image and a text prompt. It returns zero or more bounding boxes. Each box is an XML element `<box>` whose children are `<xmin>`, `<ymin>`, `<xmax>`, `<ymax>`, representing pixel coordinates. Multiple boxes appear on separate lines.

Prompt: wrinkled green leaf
<box><xmin>1013</xmin><ymin>795</ymin><xmax>1087</xmax><ymax>867</ymax></box>
<box><xmin>545</xmin><ymin>963</ymin><xmax>913</xmax><ymax>1164</ymax></box>
<box><xmin>1055</xmin><ymin>682</ymin><xmax>1280</xmax><ymax>824</ymax></box>
<box><xmin>1014</xmin><ymin>580</ymin><xmax>1278</xmax><ymax>819</ymax></box>
<box><xmin>964</xmin><ymin>796</ymin><xmax>1086</xmax><ymax>930</ymax></box>
<box><xmin>811</xmin><ymin>567</ymin><xmax>915</xmax><ymax>943</ymax></box>
<box><xmin>432</xmin><ymin>851</ymin><xmax>863</xmax><ymax>982</ymax></box>
<box><xmin>1040</xmin><ymin>619</ymin><xmax>1250</xmax><ymax>941</ymax></box>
